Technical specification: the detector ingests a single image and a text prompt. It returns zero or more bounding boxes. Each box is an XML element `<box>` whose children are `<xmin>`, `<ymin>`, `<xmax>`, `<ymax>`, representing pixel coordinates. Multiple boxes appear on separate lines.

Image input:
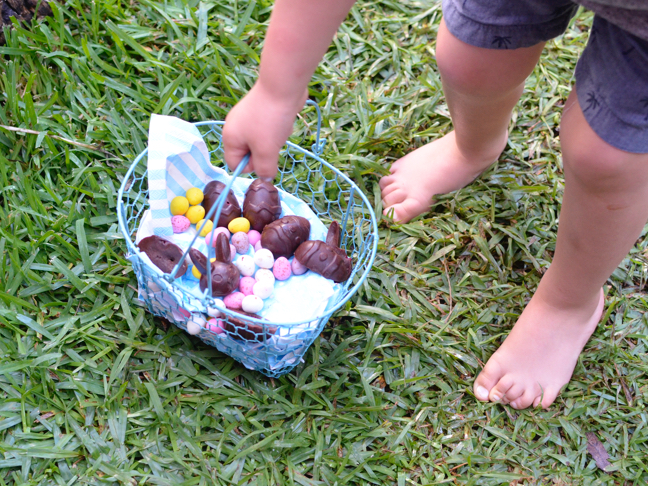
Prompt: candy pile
<box><xmin>138</xmin><ymin>179</ymin><xmax>353</xmax><ymax>339</ymax></box>
<box><xmin>169</xmin><ymin>187</ymin><xmax>214</xmax><ymax>237</ymax></box>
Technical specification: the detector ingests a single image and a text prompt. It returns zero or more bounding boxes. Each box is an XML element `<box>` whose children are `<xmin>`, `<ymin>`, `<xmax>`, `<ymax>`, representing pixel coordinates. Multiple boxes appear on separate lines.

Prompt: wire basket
<box><xmin>117</xmin><ymin>101</ymin><xmax>378</xmax><ymax>377</ymax></box>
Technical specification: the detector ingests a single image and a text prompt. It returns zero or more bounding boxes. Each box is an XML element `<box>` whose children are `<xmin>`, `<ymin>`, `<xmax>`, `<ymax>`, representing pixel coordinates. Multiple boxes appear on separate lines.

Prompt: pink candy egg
<box><xmin>248</xmin><ymin>229</ymin><xmax>261</xmax><ymax>247</ymax></box>
<box><xmin>206</xmin><ymin>318</ymin><xmax>225</xmax><ymax>334</ymax></box>
<box><xmin>291</xmin><ymin>257</ymin><xmax>308</xmax><ymax>276</ymax></box>
<box><xmin>205</xmin><ymin>227</ymin><xmax>231</xmax><ymax>247</ymax></box>
<box><xmin>254</xmin><ymin>240</ymin><xmax>263</xmax><ymax>252</ymax></box>
<box><xmin>273</xmin><ymin>257</ymin><xmax>292</xmax><ymax>281</ymax></box>
<box><xmin>239</xmin><ymin>276</ymin><xmax>256</xmax><ymax>296</ymax></box>
<box><xmin>224</xmin><ymin>292</ymin><xmax>245</xmax><ymax>310</ymax></box>
<box><xmin>232</xmin><ymin>232</ymin><xmax>250</xmax><ymax>254</ymax></box>
<box><xmin>171</xmin><ymin>215</ymin><xmax>191</xmax><ymax>233</ymax></box>
<box><xmin>229</xmin><ymin>244</ymin><xmax>236</xmax><ymax>262</ymax></box>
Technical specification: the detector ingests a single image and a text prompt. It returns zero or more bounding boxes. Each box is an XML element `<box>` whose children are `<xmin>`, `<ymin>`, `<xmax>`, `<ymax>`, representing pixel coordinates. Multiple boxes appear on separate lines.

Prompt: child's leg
<box><xmin>379</xmin><ymin>20</ymin><xmax>544</xmax><ymax>222</ymax></box>
<box><xmin>475</xmin><ymin>16</ymin><xmax>648</xmax><ymax>409</ymax></box>
<box><xmin>474</xmin><ymin>91</ymin><xmax>648</xmax><ymax>409</ymax></box>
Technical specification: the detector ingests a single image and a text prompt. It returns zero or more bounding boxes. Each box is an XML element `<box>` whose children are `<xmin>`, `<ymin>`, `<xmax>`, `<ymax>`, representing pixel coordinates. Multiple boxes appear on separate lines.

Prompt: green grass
<box><xmin>1</xmin><ymin>0</ymin><xmax>648</xmax><ymax>484</ymax></box>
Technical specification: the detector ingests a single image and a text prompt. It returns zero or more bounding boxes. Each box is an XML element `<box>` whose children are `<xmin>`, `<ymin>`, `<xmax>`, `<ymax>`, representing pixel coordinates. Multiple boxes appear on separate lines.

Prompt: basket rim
<box><xmin>117</xmin><ymin>120</ymin><xmax>379</xmax><ymax>327</ymax></box>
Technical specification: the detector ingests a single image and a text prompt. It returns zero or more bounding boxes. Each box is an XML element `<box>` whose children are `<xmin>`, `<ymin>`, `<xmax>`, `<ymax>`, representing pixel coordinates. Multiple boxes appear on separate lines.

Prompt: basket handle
<box><xmin>305</xmin><ymin>99</ymin><xmax>326</xmax><ymax>156</ymax></box>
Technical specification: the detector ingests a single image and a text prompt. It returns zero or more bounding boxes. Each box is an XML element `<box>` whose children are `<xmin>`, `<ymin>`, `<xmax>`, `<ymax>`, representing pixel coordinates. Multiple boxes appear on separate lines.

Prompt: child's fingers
<box><xmin>248</xmin><ymin>143</ymin><xmax>280</xmax><ymax>181</ymax></box>
<box><xmin>222</xmin><ymin>126</ymin><xmax>252</xmax><ymax>173</ymax></box>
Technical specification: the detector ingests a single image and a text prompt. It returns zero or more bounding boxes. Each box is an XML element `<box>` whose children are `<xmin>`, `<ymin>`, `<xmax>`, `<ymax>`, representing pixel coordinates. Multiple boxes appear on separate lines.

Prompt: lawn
<box><xmin>1</xmin><ymin>0</ymin><xmax>648</xmax><ymax>484</ymax></box>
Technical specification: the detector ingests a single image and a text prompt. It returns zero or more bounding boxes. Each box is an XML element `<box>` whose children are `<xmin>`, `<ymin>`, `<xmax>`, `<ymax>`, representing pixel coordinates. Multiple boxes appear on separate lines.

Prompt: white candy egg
<box><xmin>207</xmin><ymin>298</ymin><xmax>224</xmax><ymax>317</ymax></box>
<box><xmin>186</xmin><ymin>320</ymin><xmax>202</xmax><ymax>335</ymax></box>
<box><xmin>242</xmin><ymin>294</ymin><xmax>264</xmax><ymax>313</ymax></box>
<box><xmin>252</xmin><ymin>280</ymin><xmax>274</xmax><ymax>299</ymax></box>
<box><xmin>255</xmin><ymin>268</ymin><xmax>275</xmax><ymax>285</ymax></box>
<box><xmin>235</xmin><ymin>255</ymin><xmax>256</xmax><ymax>276</ymax></box>
<box><xmin>253</xmin><ymin>248</ymin><xmax>275</xmax><ymax>269</ymax></box>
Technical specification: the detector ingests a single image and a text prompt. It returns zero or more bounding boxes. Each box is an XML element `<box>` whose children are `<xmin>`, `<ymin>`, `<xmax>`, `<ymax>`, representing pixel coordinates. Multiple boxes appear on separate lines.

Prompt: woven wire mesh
<box><xmin>118</xmin><ymin>120</ymin><xmax>378</xmax><ymax>377</ymax></box>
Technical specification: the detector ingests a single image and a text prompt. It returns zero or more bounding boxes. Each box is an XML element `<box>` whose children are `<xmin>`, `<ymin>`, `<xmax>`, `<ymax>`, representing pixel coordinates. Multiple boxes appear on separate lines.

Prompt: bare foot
<box><xmin>473</xmin><ymin>289</ymin><xmax>605</xmax><ymax>409</ymax></box>
<box><xmin>379</xmin><ymin>130</ymin><xmax>507</xmax><ymax>223</ymax></box>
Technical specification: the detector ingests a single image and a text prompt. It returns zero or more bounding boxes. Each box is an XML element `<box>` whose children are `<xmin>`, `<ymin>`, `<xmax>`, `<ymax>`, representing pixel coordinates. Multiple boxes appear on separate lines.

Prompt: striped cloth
<box><xmin>147</xmin><ymin>114</ymin><xmax>226</xmax><ymax>238</ymax></box>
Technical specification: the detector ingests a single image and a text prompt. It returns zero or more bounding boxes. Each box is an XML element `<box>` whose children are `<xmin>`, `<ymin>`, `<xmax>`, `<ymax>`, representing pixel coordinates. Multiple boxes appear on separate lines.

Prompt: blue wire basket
<box><xmin>117</xmin><ymin>101</ymin><xmax>378</xmax><ymax>377</ymax></box>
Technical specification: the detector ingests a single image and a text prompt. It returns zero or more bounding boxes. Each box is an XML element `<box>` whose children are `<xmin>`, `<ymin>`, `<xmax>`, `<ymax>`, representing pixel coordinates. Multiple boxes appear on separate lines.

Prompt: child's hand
<box><xmin>222</xmin><ymin>83</ymin><xmax>308</xmax><ymax>180</ymax></box>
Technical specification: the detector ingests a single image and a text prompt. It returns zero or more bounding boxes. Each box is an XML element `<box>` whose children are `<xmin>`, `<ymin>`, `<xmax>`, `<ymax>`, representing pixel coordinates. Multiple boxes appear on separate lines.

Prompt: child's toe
<box><xmin>540</xmin><ymin>388</ymin><xmax>560</xmax><ymax>409</ymax></box>
<box><xmin>511</xmin><ymin>387</ymin><xmax>540</xmax><ymax>409</ymax></box>
<box><xmin>388</xmin><ymin>199</ymin><xmax>428</xmax><ymax>224</ymax></box>
<box><xmin>503</xmin><ymin>384</ymin><xmax>525</xmax><ymax>404</ymax></box>
<box><xmin>489</xmin><ymin>375</ymin><xmax>514</xmax><ymax>402</ymax></box>
<box><xmin>474</xmin><ymin>361</ymin><xmax>505</xmax><ymax>401</ymax></box>
<box><xmin>382</xmin><ymin>190</ymin><xmax>406</xmax><ymax>209</ymax></box>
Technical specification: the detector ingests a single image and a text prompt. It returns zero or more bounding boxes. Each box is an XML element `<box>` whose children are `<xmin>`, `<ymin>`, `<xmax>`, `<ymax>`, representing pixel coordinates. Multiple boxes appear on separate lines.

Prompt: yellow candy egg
<box><xmin>186</xmin><ymin>187</ymin><xmax>204</xmax><ymax>206</ymax></box>
<box><xmin>170</xmin><ymin>196</ymin><xmax>189</xmax><ymax>216</ymax></box>
<box><xmin>196</xmin><ymin>219</ymin><xmax>214</xmax><ymax>237</ymax></box>
<box><xmin>191</xmin><ymin>258</ymin><xmax>216</xmax><ymax>278</ymax></box>
<box><xmin>186</xmin><ymin>205</ymin><xmax>206</xmax><ymax>224</ymax></box>
<box><xmin>228</xmin><ymin>217</ymin><xmax>251</xmax><ymax>234</ymax></box>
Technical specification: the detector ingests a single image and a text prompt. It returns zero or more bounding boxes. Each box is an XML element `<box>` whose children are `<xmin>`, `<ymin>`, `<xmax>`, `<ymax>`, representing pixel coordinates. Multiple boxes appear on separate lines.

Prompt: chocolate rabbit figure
<box><xmin>190</xmin><ymin>233</ymin><xmax>240</xmax><ymax>296</ymax></box>
<box><xmin>294</xmin><ymin>221</ymin><xmax>352</xmax><ymax>283</ymax></box>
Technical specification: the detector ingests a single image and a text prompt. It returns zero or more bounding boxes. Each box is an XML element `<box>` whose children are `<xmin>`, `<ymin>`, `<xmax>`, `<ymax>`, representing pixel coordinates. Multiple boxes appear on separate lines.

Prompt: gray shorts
<box><xmin>442</xmin><ymin>0</ymin><xmax>648</xmax><ymax>154</ymax></box>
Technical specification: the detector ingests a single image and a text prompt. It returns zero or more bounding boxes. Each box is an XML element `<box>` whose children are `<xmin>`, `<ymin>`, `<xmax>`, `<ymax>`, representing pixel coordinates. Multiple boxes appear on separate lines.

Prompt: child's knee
<box><xmin>436</xmin><ymin>21</ymin><xmax>543</xmax><ymax>99</ymax></box>
<box><xmin>560</xmin><ymin>99</ymin><xmax>648</xmax><ymax>193</ymax></box>
<box><xmin>562</xmin><ymin>137</ymin><xmax>627</xmax><ymax>191</ymax></box>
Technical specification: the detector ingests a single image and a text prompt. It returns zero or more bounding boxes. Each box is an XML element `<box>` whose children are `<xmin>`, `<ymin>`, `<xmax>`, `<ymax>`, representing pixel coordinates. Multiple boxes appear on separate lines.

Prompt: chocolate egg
<box><xmin>203</xmin><ymin>180</ymin><xmax>241</xmax><ymax>228</ymax></box>
<box><xmin>138</xmin><ymin>235</ymin><xmax>188</xmax><ymax>276</ymax></box>
<box><xmin>260</xmin><ymin>215</ymin><xmax>310</xmax><ymax>259</ymax></box>
<box><xmin>243</xmin><ymin>179</ymin><xmax>282</xmax><ymax>232</ymax></box>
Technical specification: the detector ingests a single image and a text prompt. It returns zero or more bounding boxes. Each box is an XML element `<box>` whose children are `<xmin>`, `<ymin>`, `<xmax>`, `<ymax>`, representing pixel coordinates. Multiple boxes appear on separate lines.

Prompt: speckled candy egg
<box><xmin>206</xmin><ymin>318</ymin><xmax>225</xmax><ymax>334</ymax></box>
<box><xmin>248</xmin><ymin>229</ymin><xmax>262</xmax><ymax>247</ymax></box>
<box><xmin>291</xmin><ymin>257</ymin><xmax>309</xmax><ymax>276</ymax></box>
<box><xmin>273</xmin><ymin>257</ymin><xmax>292</xmax><ymax>281</ymax></box>
<box><xmin>224</xmin><ymin>292</ymin><xmax>245</xmax><ymax>310</ymax></box>
<box><xmin>171</xmin><ymin>215</ymin><xmax>191</xmax><ymax>233</ymax></box>
<box><xmin>242</xmin><ymin>295</ymin><xmax>264</xmax><ymax>314</ymax></box>
<box><xmin>232</xmin><ymin>232</ymin><xmax>250</xmax><ymax>254</ymax></box>
<box><xmin>235</xmin><ymin>255</ymin><xmax>256</xmax><ymax>276</ymax></box>
<box><xmin>254</xmin><ymin>240</ymin><xmax>263</xmax><ymax>252</ymax></box>
<box><xmin>239</xmin><ymin>276</ymin><xmax>256</xmax><ymax>296</ymax></box>
<box><xmin>255</xmin><ymin>268</ymin><xmax>275</xmax><ymax>285</ymax></box>
<box><xmin>229</xmin><ymin>244</ymin><xmax>236</xmax><ymax>262</ymax></box>
<box><xmin>253</xmin><ymin>248</ymin><xmax>274</xmax><ymax>269</ymax></box>
<box><xmin>252</xmin><ymin>280</ymin><xmax>273</xmax><ymax>299</ymax></box>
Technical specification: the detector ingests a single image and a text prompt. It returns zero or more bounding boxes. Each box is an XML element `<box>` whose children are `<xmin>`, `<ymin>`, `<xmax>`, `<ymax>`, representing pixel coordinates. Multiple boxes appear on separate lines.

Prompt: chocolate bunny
<box><xmin>190</xmin><ymin>233</ymin><xmax>240</xmax><ymax>296</ymax></box>
<box><xmin>294</xmin><ymin>221</ymin><xmax>352</xmax><ymax>283</ymax></box>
